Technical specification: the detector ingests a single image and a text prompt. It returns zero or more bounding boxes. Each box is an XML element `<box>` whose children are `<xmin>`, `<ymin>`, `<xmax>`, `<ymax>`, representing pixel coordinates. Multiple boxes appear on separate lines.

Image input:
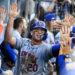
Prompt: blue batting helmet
<box><xmin>70</xmin><ymin>26</ymin><xmax>75</xmax><ymax>37</ymax></box>
<box><xmin>72</xmin><ymin>26</ymin><xmax>75</xmax><ymax>33</ymax></box>
<box><xmin>44</xmin><ymin>13</ymin><xmax>56</xmax><ymax>21</ymax></box>
<box><xmin>31</xmin><ymin>21</ymin><xmax>47</xmax><ymax>33</ymax></box>
<box><xmin>70</xmin><ymin>26</ymin><xmax>75</xmax><ymax>44</ymax></box>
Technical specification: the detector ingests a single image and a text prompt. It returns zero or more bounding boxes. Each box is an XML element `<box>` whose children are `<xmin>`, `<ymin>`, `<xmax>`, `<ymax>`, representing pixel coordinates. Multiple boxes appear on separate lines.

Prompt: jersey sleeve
<box><xmin>14</xmin><ymin>38</ymin><xmax>24</xmax><ymax>50</ymax></box>
<box><xmin>51</xmin><ymin>44</ymin><xmax>60</xmax><ymax>57</ymax></box>
<box><xmin>58</xmin><ymin>55</ymin><xmax>66</xmax><ymax>75</ymax></box>
<box><xmin>43</xmin><ymin>44</ymin><xmax>60</xmax><ymax>62</ymax></box>
<box><xmin>42</xmin><ymin>44</ymin><xmax>53</xmax><ymax>62</ymax></box>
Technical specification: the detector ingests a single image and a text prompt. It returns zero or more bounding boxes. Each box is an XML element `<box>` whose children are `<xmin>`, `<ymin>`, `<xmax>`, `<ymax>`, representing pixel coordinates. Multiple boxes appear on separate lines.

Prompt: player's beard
<box><xmin>32</xmin><ymin>32</ymin><xmax>42</xmax><ymax>42</ymax></box>
<box><xmin>32</xmin><ymin>36</ymin><xmax>42</xmax><ymax>42</ymax></box>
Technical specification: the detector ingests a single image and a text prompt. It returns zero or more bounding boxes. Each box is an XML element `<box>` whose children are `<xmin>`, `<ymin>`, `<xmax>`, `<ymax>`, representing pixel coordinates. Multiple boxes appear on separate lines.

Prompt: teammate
<box><xmin>44</xmin><ymin>14</ymin><xmax>57</xmax><ymax>47</ymax></box>
<box><xmin>0</xmin><ymin>5</ymin><xmax>13</xmax><ymax>75</ymax></box>
<box><xmin>44</xmin><ymin>13</ymin><xmax>57</xmax><ymax>75</ymax></box>
<box><xmin>58</xmin><ymin>24</ymin><xmax>75</xmax><ymax>75</ymax></box>
<box><xmin>0</xmin><ymin>16</ymin><xmax>27</xmax><ymax>75</ymax></box>
<box><xmin>13</xmin><ymin>17</ymin><xmax>27</xmax><ymax>75</ymax></box>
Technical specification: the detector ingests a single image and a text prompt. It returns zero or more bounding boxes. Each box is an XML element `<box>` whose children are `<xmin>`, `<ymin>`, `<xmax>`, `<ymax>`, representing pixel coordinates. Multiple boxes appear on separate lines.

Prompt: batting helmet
<box><xmin>44</xmin><ymin>13</ymin><xmax>56</xmax><ymax>21</ymax></box>
<box><xmin>72</xmin><ymin>26</ymin><xmax>75</xmax><ymax>33</ymax></box>
<box><xmin>70</xmin><ymin>26</ymin><xmax>75</xmax><ymax>48</ymax></box>
<box><xmin>31</xmin><ymin>21</ymin><xmax>47</xmax><ymax>33</ymax></box>
<box><xmin>70</xmin><ymin>26</ymin><xmax>75</xmax><ymax>37</ymax></box>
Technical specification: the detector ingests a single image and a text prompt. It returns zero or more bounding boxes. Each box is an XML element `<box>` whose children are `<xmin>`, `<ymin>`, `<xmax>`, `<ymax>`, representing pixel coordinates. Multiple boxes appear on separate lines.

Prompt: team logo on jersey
<box><xmin>21</xmin><ymin>51</ymin><xmax>38</xmax><ymax>72</ymax></box>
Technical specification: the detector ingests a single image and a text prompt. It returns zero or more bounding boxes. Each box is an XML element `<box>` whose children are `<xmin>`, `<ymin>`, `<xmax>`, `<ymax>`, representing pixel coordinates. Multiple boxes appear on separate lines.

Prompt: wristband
<box><xmin>64</xmin><ymin>54</ymin><xmax>71</xmax><ymax>59</ymax></box>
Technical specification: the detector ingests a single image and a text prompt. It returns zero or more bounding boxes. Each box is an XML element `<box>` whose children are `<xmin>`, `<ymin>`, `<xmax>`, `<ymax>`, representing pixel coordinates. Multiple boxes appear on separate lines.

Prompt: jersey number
<box><xmin>27</xmin><ymin>64</ymin><xmax>38</xmax><ymax>72</ymax></box>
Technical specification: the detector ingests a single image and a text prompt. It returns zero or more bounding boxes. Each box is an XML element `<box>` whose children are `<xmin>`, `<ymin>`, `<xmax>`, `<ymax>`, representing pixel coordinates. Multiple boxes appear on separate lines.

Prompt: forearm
<box><xmin>4</xmin><ymin>3</ymin><xmax>19</xmax><ymax>46</ymax></box>
<box><xmin>48</xmin><ymin>1</ymin><xmax>56</xmax><ymax>12</ymax></box>
<box><xmin>4</xmin><ymin>17</ymin><xmax>16</xmax><ymax>46</ymax></box>
<box><xmin>5</xmin><ymin>17</ymin><xmax>14</xmax><ymax>43</ymax></box>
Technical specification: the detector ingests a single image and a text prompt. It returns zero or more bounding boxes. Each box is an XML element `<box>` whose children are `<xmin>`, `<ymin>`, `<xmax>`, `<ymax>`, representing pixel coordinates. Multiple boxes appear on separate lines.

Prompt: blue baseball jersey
<box><xmin>58</xmin><ymin>55</ymin><xmax>75</xmax><ymax>75</ymax></box>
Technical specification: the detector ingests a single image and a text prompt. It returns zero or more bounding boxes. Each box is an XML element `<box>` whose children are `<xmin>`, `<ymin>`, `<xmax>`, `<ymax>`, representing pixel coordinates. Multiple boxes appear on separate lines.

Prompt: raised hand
<box><xmin>59</xmin><ymin>24</ymin><xmax>73</xmax><ymax>55</ymax></box>
<box><xmin>53</xmin><ymin>21</ymin><xmax>62</xmax><ymax>31</ymax></box>
<box><xmin>0</xmin><ymin>6</ymin><xmax>6</xmax><ymax>24</ymax></box>
<box><xmin>69</xmin><ymin>17</ymin><xmax>75</xmax><ymax>26</ymax></box>
<box><xmin>9</xmin><ymin>3</ymin><xmax>20</xmax><ymax>18</ymax></box>
<box><xmin>64</xmin><ymin>14</ymin><xmax>75</xmax><ymax>26</ymax></box>
<box><xmin>64</xmin><ymin>14</ymin><xmax>71</xmax><ymax>22</ymax></box>
<box><xmin>5</xmin><ymin>3</ymin><xmax>19</xmax><ymax>45</ymax></box>
<box><xmin>62</xmin><ymin>14</ymin><xmax>72</xmax><ymax>27</ymax></box>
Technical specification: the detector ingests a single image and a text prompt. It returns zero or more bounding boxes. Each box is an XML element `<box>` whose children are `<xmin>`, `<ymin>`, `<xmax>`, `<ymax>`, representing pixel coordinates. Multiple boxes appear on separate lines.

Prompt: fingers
<box><xmin>5</xmin><ymin>70</ymin><xmax>13</xmax><ymax>75</ymax></box>
<box><xmin>1</xmin><ymin>6</ymin><xmax>6</xmax><ymax>13</ymax></box>
<box><xmin>67</xmin><ymin>27</ymin><xmax>70</xmax><ymax>35</ymax></box>
<box><xmin>53</xmin><ymin>21</ymin><xmax>62</xmax><ymax>31</ymax></box>
<box><xmin>59</xmin><ymin>14</ymin><xmax>74</xmax><ymax>55</ymax></box>
<box><xmin>0</xmin><ymin>6</ymin><xmax>6</xmax><ymax>14</ymax></box>
<box><xmin>70</xmin><ymin>18</ymin><xmax>75</xmax><ymax>26</ymax></box>
<box><xmin>64</xmin><ymin>14</ymin><xmax>71</xmax><ymax>21</ymax></box>
<box><xmin>11</xmin><ymin>3</ymin><xmax>17</xmax><ymax>12</ymax></box>
<box><xmin>60</xmin><ymin>22</ymin><xmax>71</xmax><ymax>54</ymax></box>
<box><xmin>64</xmin><ymin>14</ymin><xmax>71</xmax><ymax>27</ymax></box>
<box><xmin>0</xmin><ymin>6</ymin><xmax>7</xmax><ymax>24</ymax></box>
<box><xmin>64</xmin><ymin>26</ymin><xmax>70</xmax><ymax>35</ymax></box>
<box><xmin>60</xmin><ymin>22</ymin><xmax>70</xmax><ymax>36</ymax></box>
<box><xmin>9</xmin><ymin>3</ymin><xmax>20</xmax><ymax>18</ymax></box>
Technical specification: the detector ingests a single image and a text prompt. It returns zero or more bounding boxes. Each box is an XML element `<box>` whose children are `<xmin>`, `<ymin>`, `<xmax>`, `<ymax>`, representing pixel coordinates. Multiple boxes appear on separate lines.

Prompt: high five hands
<box><xmin>9</xmin><ymin>3</ymin><xmax>20</xmax><ymax>18</ymax></box>
<box><xmin>59</xmin><ymin>19</ymin><xmax>75</xmax><ymax>55</ymax></box>
<box><xmin>53</xmin><ymin>14</ymin><xmax>75</xmax><ymax>31</ymax></box>
<box><xmin>0</xmin><ymin>3</ymin><xmax>20</xmax><ymax>24</ymax></box>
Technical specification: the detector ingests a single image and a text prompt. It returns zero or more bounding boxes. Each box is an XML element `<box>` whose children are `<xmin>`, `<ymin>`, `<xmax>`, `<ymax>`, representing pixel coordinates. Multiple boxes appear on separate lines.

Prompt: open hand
<box><xmin>0</xmin><ymin>6</ymin><xmax>6</xmax><ymax>24</ymax></box>
<box><xmin>9</xmin><ymin>3</ymin><xmax>20</xmax><ymax>18</ymax></box>
<box><xmin>59</xmin><ymin>23</ymin><xmax>73</xmax><ymax>55</ymax></box>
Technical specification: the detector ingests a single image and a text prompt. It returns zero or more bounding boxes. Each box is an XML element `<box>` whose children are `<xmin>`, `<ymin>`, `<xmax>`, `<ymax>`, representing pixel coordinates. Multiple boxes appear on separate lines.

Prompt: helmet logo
<box><xmin>39</xmin><ymin>22</ymin><xmax>42</xmax><ymax>25</ymax></box>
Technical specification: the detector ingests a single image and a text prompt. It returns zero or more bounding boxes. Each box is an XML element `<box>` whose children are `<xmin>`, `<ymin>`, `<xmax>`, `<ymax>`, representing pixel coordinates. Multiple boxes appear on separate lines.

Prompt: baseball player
<box><xmin>44</xmin><ymin>13</ymin><xmax>55</xmax><ymax>44</ymax></box>
<box><xmin>0</xmin><ymin>5</ymin><xmax>13</xmax><ymax>75</ymax></box>
<box><xmin>4</xmin><ymin>3</ymin><xmax>60</xmax><ymax>75</ymax></box>
<box><xmin>58</xmin><ymin>25</ymin><xmax>75</xmax><ymax>75</ymax></box>
<box><xmin>0</xmin><ymin>16</ymin><xmax>27</xmax><ymax>75</ymax></box>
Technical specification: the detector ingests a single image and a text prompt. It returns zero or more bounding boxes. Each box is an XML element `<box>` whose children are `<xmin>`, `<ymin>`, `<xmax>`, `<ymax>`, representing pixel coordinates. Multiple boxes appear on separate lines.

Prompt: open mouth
<box><xmin>36</xmin><ymin>34</ymin><xmax>42</xmax><ymax>39</ymax></box>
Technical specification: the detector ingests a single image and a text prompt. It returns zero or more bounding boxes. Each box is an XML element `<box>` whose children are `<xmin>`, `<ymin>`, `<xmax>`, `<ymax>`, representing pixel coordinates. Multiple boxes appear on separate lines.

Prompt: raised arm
<box><xmin>48</xmin><ymin>0</ymin><xmax>56</xmax><ymax>12</ymax></box>
<box><xmin>59</xmin><ymin>17</ymin><xmax>74</xmax><ymax>55</ymax></box>
<box><xmin>5</xmin><ymin>3</ymin><xmax>20</xmax><ymax>46</ymax></box>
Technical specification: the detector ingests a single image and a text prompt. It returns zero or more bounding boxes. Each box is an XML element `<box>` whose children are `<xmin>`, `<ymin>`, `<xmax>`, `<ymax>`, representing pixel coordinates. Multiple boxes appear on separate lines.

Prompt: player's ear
<box><xmin>30</xmin><ymin>31</ymin><xmax>33</xmax><ymax>35</ymax></box>
<box><xmin>19</xmin><ymin>23</ymin><xmax>23</xmax><ymax>29</ymax></box>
